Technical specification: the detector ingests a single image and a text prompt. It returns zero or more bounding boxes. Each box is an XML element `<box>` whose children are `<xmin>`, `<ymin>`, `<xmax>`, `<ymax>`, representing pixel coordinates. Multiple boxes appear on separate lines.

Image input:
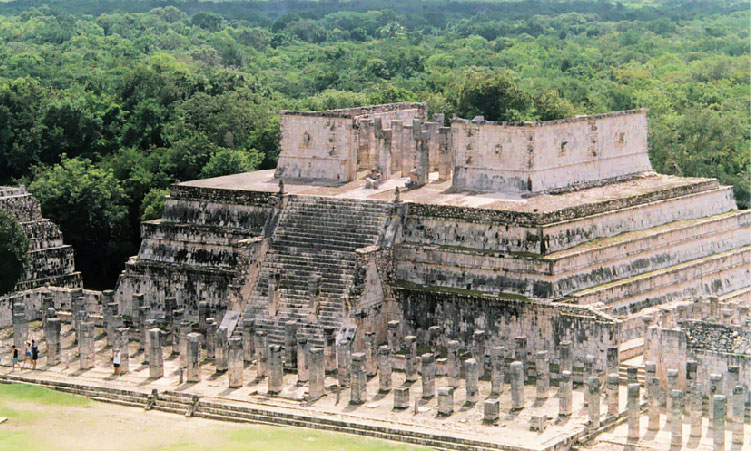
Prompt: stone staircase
<box><xmin>246</xmin><ymin>195</ymin><xmax>394</xmax><ymax>346</ymax></box>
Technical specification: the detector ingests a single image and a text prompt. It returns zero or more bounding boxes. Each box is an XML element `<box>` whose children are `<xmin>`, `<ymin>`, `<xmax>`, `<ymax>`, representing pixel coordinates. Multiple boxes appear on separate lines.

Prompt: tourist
<box><xmin>22</xmin><ymin>341</ymin><xmax>31</xmax><ymax>368</ymax></box>
<box><xmin>113</xmin><ymin>348</ymin><xmax>121</xmax><ymax>376</ymax></box>
<box><xmin>31</xmin><ymin>339</ymin><xmax>39</xmax><ymax>370</ymax></box>
<box><xmin>10</xmin><ymin>345</ymin><xmax>18</xmax><ymax>372</ymax></box>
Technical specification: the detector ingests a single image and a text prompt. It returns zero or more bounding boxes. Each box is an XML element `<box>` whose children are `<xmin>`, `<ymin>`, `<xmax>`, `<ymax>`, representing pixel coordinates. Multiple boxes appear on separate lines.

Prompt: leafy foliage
<box><xmin>0</xmin><ymin>210</ymin><xmax>29</xmax><ymax>296</ymax></box>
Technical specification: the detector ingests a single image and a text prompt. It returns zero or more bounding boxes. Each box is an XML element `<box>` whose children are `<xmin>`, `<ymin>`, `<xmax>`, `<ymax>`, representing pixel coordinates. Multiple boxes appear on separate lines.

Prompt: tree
<box><xmin>200</xmin><ymin>149</ymin><xmax>262</xmax><ymax>179</ymax></box>
<box><xmin>448</xmin><ymin>71</ymin><xmax>532</xmax><ymax>122</ymax></box>
<box><xmin>28</xmin><ymin>156</ymin><xmax>130</xmax><ymax>288</ymax></box>
<box><xmin>0</xmin><ymin>210</ymin><xmax>29</xmax><ymax>296</ymax></box>
<box><xmin>140</xmin><ymin>187</ymin><xmax>168</xmax><ymax>221</ymax></box>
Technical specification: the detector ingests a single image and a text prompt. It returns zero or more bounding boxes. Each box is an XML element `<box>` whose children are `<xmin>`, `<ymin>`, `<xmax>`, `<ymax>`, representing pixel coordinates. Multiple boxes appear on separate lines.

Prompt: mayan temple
<box><xmin>0</xmin><ymin>186</ymin><xmax>82</xmax><ymax>291</ymax></box>
<box><xmin>114</xmin><ymin>102</ymin><xmax>749</xmax><ymax>361</ymax></box>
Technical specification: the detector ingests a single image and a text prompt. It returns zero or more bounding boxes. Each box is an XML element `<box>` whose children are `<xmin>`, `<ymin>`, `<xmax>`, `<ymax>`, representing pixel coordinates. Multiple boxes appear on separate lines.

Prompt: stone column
<box><xmin>514</xmin><ymin>337</ymin><xmax>527</xmax><ymax>379</ymax></box>
<box><xmin>428</xmin><ymin>326</ymin><xmax>442</xmax><ymax>357</ymax></box>
<box><xmin>373</xmin><ymin>118</ymin><xmax>392</xmax><ymax>181</ymax></box>
<box><xmin>106</xmin><ymin>302</ymin><xmax>119</xmax><ymax>348</ymax></box>
<box><xmin>607</xmin><ymin>374</ymin><xmax>620</xmax><ymax>417</ymax></box>
<box><xmin>490</xmin><ymin>346</ymin><xmax>505</xmax><ymax>396</ymax></box>
<box><xmin>228</xmin><ymin>337</ymin><xmax>243</xmax><ymax>388</ymax></box>
<box><xmin>323</xmin><ymin>327</ymin><xmax>336</xmax><ymax>374</ymax></box>
<box><xmin>446</xmin><ymin>339</ymin><xmax>460</xmax><ymax>388</ymax></box>
<box><xmin>394</xmin><ymin>387</ymin><xmax>409</xmax><ymax>410</ymax></box>
<box><xmin>712</xmin><ymin>395</ymin><xmax>725</xmax><ymax>450</ymax></box>
<box><xmin>268</xmin><ymin>344</ymin><xmax>283</xmax><ymax>395</ymax></box>
<box><xmin>149</xmin><ymin>328</ymin><xmax>163</xmax><ymax>378</ymax></box>
<box><xmin>606</xmin><ymin>346</ymin><xmax>619</xmax><ymax>375</ymax></box>
<box><xmin>648</xmin><ymin>376</ymin><xmax>661</xmax><ymax>431</ymax></box>
<box><xmin>437</xmin><ymin>126</ymin><xmax>452</xmax><ymax>181</ymax></box>
<box><xmin>465</xmin><ymin>358</ymin><xmax>479</xmax><ymax>404</ymax></box>
<box><xmin>308</xmin><ymin>347</ymin><xmax>325</xmax><ymax>402</ymax></box>
<box><xmin>559</xmin><ymin>370</ymin><xmax>573</xmax><ymax>417</ymax></box>
<box><xmin>117</xmin><ymin>327</ymin><xmax>130</xmax><ymax>374</ymax></box>
<box><xmin>296</xmin><ymin>336</ymin><xmax>309</xmax><ymax>385</ymax></box>
<box><xmin>671</xmin><ymin>390</ymin><xmax>683</xmax><ymax>448</ymax></box>
<box><xmin>336</xmin><ymin>339</ymin><xmax>351</xmax><ymax>387</ymax></box>
<box><xmin>690</xmin><ymin>374</ymin><xmax>702</xmax><ymax>437</ymax></box>
<box><xmin>584</xmin><ymin>354</ymin><xmax>595</xmax><ymax>380</ymax></box>
<box><xmin>78</xmin><ymin>322</ymin><xmax>95</xmax><ymax>370</ymax></box>
<box><xmin>12</xmin><ymin>303</ymin><xmax>27</xmax><ymax>349</ymax></box>
<box><xmin>484</xmin><ymin>399</ymin><xmax>500</xmax><ymax>423</ymax></box>
<box><xmin>627</xmin><ymin>367</ymin><xmax>639</xmax><ymax>386</ymax></box>
<box><xmin>72</xmin><ymin>289</ymin><xmax>85</xmax><ymax>335</ymax></box>
<box><xmin>206</xmin><ymin>318</ymin><xmax>217</xmax><ymax>359</ymax></box>
<box><xmin>186</xmin><ymin>333</ymin><xmax>201</xmax><ymax>383</ymax></box>
<box><xmin>284</xmin><ymin>320</ymin><xmax>298</xmax><ymax>370</ymax></box>
<box><xmin>731</xmin><ymin>386</ymin><xmax>745</xmax><ymax>447</ymax></box>
<box><xmin>437</xmin><ymin>387</ymin><xmax>454</xmax><ymax>416</ymax></box>
<box><xmin>536</xmin><ymin>351</ymin><xmax>549</xmax><ymax>399</ymax></box>
<box><xmin>41</xmin><ymin>292</ymin><xmax>54</xmax><ymax>329</ymax></box>
<box><xmin>666</xmin><ymin>368</ymin><xmax>679</xmax><ymax>422</ymax></box>
<box><xmin>171</xmin><ymin>308</ymin><xmax>184</xmax><ymax>354</ymax></box>
<box><xmin>645</xmin><ymin>360</ymin><xmax>657</xmax><ymax>400</ymax></box>
<box><xmin>404</xmin><ymin>335</ymin><xmax>417</xmax><ymax>383</ymax></box>
<box><xmin>588</xmin><ymin>376</ymin><xmax>601</xmax><ymax>428</ymax></box>
<box><xmin>727</xmin><ymin>366</ymin><xmax>739</xmax><ymax>422</ymax></box>
<box><xmin>350</xmin><ymin>353</ymin><xmax>367</xmax><ymax>404</ymax></box>
<box><xmin>472</xmin><ymin>330</ymin><xmax>486</xmax><ymax>378</ymax></box>
<box><xmin>511</xmin><ymin>361</ymin><xmax>524</xmax><ymax>409</ymax></box>
<box><xmin>45</xmin><ymin>317</ymin><xmax>62</xmax><ymax>366</ymax></box>
<box><xmin>559</xmin><ymin>341</ymin><xmax>573</xmax><ymax>375</ymax></box>
<box><xmin>685</xmin><ymin>360</ymin><xmax>697</xmax><ymax>417</ymax></box>
<box><xmin>421</xmin><ymin>353</ymin><xmax>436</xmax><ymax>399</ymax></box>
<box><xmin>241</xmin><ymin>318</ymin><xmax>255</xmax><ymax>363</ymax></box>
<box><xmin>709</xmin><ymin>374</ymin><xmax>723</xmax><ymax>422</ymax></box>
<box><xmin>138</xmin><ymin>305</ymin><xmax>151</xmax><ymax>352</ymax></box>
<box><xmin>255</xmin><ymin>330</ymin><xmax>268</xmax><ymax>378</ymax></box>
<box><xmin>215</xmin><ymin>326</ymin><xmax>229</xmax><ymax>372</ymax></box>
<box><xmin>387</xmin><ymin>321</ymin><xmax>400</xmax><ymax>354</ymax></box>
<box><xmin>377</xmin><ymin>346</ymin><xmax>392</xmax><ymax>393</ymax></box>
<box><xmin>142</xmin><ymin>319</ymin><xmax>155</xmax><ymax>364</ymax></box>
<box><xmin>364</xmin><ymin>331</ymin><xmax>377</xmax><ymax>377</ymax></box>
<box><xmin>198</xmin><ymin>301</ymin><xmax>209</xmax><ymax>335</ymax></box>
<box><xmin>627</xmin><ymin>384</ymin><xmax>641</xmax><ymax>442</ymax></box>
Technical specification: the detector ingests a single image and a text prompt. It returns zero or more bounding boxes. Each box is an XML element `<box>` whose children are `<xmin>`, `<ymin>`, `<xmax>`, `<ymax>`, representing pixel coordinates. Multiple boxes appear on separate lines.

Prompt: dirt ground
<box><xmin>0</xmin><ymin>385</ymin><xmax>423</xmax><ymax>451</ymax></box>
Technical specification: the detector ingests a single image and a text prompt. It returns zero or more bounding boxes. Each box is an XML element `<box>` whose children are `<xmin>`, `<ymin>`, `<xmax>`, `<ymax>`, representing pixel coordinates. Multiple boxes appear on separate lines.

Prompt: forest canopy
<box><xmin>0</xmin><ymin>0</ymin><xmax>747</xmax><ymax>288</ymax></box>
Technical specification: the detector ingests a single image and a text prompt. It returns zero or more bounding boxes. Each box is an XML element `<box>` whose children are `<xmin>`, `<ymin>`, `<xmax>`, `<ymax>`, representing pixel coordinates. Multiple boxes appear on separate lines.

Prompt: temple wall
<box><xmin>451</xmin><ymin>110</ymin><xmax>652</xmax><ymax>193</ymax></box>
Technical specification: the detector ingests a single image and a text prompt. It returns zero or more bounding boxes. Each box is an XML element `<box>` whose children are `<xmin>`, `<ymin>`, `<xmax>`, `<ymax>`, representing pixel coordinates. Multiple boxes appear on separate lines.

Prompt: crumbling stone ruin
<box><xmin>1</xmin><ymin>102</ymin><xmax>748</xmax><ymax>450</ymax></box>
<box><xmin>0</xmin><ymin>186</ymin><xmax>82</xmax><ymax>291</ymax></box>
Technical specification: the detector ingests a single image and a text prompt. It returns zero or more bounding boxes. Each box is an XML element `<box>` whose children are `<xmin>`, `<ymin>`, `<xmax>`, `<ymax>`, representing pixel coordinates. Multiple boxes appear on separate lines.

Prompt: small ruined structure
<box><xmin>0</xmin><ymin>186</ymin><xmax>82</xmax><ymax>291</ymax></box>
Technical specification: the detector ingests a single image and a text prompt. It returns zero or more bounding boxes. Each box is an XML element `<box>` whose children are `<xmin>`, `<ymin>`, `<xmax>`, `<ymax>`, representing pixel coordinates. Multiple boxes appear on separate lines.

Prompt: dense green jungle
<box><xmin>0</xmin><ymin>0</ymin><xmax>747</xmax><ymax>288</ymax></box>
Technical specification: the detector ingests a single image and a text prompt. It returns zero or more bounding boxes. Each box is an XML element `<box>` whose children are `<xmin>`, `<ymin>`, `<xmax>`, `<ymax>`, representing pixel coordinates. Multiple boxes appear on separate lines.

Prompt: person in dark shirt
<box><xmin>11</xmin><ymin>345</ymin><xmax>19</xmax><ymax>372</ymax></box>
<box><xmin>31</xmin><ymin>339</ymin><xmax>39</xmax><ymax>370</ymax></box>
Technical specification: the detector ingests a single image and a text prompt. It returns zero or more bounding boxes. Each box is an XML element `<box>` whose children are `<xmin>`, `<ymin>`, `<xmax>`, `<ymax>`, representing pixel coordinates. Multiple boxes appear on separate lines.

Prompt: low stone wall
<box><xmin>0</xmin><ymin>286</ymin><xmax>101</xmax><ymax>327</ymax></box>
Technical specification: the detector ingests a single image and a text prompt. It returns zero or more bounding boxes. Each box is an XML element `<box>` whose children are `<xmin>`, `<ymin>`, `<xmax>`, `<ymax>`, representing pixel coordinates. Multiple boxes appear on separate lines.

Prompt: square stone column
<box><xmin>536</xmin><ymin>351</ymin><xmax>549</xmax><ymax>399</ymax></box>
<box><xmin>731</xmin><ymin>386</ymin><xmax>745</xmax><ymax>446</ymax></box>
<box><xmin>559</xmin><ymin>340</ymin><xmax>572</xmax><ymax>375</ymax></box>
<box><xmin>644</xmin><ymin>361</ymin><xmax>656</xmax><ymax>400</ymax></box>
<box><xmin>206</xmin><ymin>318</ymin><xmax>217</xmax><ymax>359</ymax></box>
<box><xmin>689</xmin><ymin>375</ymin><xmax>702</xmax><ymax>437</ymax></box>
<box><xmin>323</xmin><ymin>327</ymin><xmax>336</xmax><ymax>374</ymax></box>
<box><xmin>587</xmin><ymin>376</ymin><xmax>601</xmax><ymax>428</ymax></box>
<box><xmin>377</xmin><ymin>345</ymin><xmax>392</xmax><ymax>393</ymax></box>
<box><xmin>215</xmin><ymin>326</ymin><xmax>229</xmax><ymax>372</ymax></box>
<box><xmin>666</xmin><ymin>368</ymin><xmax>679</xmax><ymax>422</ymax></box>
<box><xmin>511</xmin><ymin>361</ymin><xmax>524</xmax><ymax>409</ymax></box>
<box><xmin>171</xmin><ymin>308</ymin><xmax>185</xmax><ymax>355</ymax></box>
<box><xmin>116</xmin><ymin>327</ymin><xmax>130</xmax><ymax>374</ymax></box>
<box><xmin>671</xmin><ymin>390</ymin><xmax>683</xmax><ymax>448</ymax></box>
<box><xmin>241</xmin><ymin>318</ymin><xmax>255</xmax><ymax>363</ymax></box>
<box><xmin>484</xmin><ymin>399</ymin><xmax>500</xmax><ymax>423</ymax></box>
<box><xmin>45</xmin><ymin>317</ymin><xmax>62</xmax><ymax>366</ymax></box>
<box><xmin>336</xmin><ymin>339</ymin><xmax>352</xmax><ymax>387</ymax></box>
<box><xmin>607</xmin><ymin>373</ymin><xmax>619</xmax><ymax>417</ymax></box>
<box><xmin>437</xmin><ymin>387</ymin><xmax>454</xmax><ymax>416</ymax></box>
<box><xmin>627</xmin><ymin>367</ymin><xmax>639</xmax><ymax>387</ymax></box>
<box><xmin>685</xmin><ymin>360</ymin><xmax>697</xmax><ymax>417</ymax></box>
<box><xmin>268</xmin><ymin>344</ymin><xmax>283</xmax><ymax>395</ymax></box>
<box><xmin>514</xmin><ymin>337</ymin><xmax>527</xmax><ymax>380</ymax></box>
<box><xmin>446</xmin><ymin>339</ymin><xmax>460</xmax><ymax>388</ymax></box>
<box><xmin>142</xmin><ymin>319</ymin><xmax>155</xmax><ymax>364</ymax></box>
<box><xmin>428</xmin><ymin>326</ymin><xmax>441</xmax><ymax>357</ymax></box>
<box><xmin>647</xmin><ymin>376</ymin><xmax>661</xmax><ymax>431</ymax></box>
<box><xmin>559</xmin><ymin>370</ymin><xmax>573</xmax><ymax>417</ymax></box>
<box><xmin>606</xmin><ymin>346</ymin><xmax>619</xmax><ymax>375</ymax></box>
<box><xmin>105</xmin><ymin>302</ymin><xmax>119</xmax><ymax>348</ymax></box>
<box><xmin>709</xmin><ymin>374</ymin><xmax>723</xmax><ymax>422</ymax></box>
<box><xmin>41</xmin><ymin>292</ymin><xmax>54</xmax><ymax>329</ymax></box>
<box><xmin>296</xmin><ymin>336</ymin><xmax>309</xmax><ymax>385</ymax></box>
<box><xmin>364</xmin><ymin>331</ymin><xmax>377</xmax><ymax>377</ymax></box>
<box><xmin>255</xmin><ymin>330</ymin><xmax>268</xmax><ymax>378</ymax></box>
<box><xmin>198</xmin><ymin>301</ymin><xmax>209</xmax><ymax>335</ymax></box>
<box><xmin>284</xmin><ymin>320</ymin><xmax>298</xmax><ymax>370</ymax></box>
<box><xmin>138</xmin><ymin>305</ymin><xmax>151</xmax><ymax>352</ymax></box>
<box><xmin>394</xmin><ymin>387</ymin><xmax>409</xmax><ymax>410</ymax></box>
<box><xmin>12</xmin><ymin>303</ymin><xmax>27</xmax><ymax>349</ymax></box>
<box><xmin>387</xmin><ymin>320</ymin><xmax>400</xmax><ymax>354</ymax></box>
<box><xmin>727</xmin><ymin>366</ymin><xmax>739</xmax><ymax>421</ymax></box>
<box><xmin>186</xmin><ymin>332</ymin><xmax>202</xmax><ymax>383</ymax></box>
<box><xmin>472</xmin><ymin>330</ymin><xmax>486</xmax><ymax>378</ymax></box>
<box><xmin>627</xmin><ymin>384</ymin><xmax>641</xmax><ymax>442</ymax></box>
<box><xmin>421</xmin><ymin>353</ymin><xmax>436</xmax><ymax>399</ymax></box>
<box><xmin>78</xmin><ymin>322</ymin><xmax>95</xmax><ymax>370</ymax></box>
<box><xmin>308</xmin><ymin>347</ymin><xmax>325</xmax><ymax>402</ymax></box>
<box><xmin>712</xmin><ymin>395</ymin><xmax>726</xmax><ymax>450</ymax></box>
<box><xmin>149</xmin><ymin>328</ymin><xmax>163</xmax><ymax>379</ymax></box>
<box><xmin>228</xmin><ymin>337</ymin><xmax>243</xmax><ymax>388</ymax></box>
<box><xmin>464</xmin><ymin>358</ymin><xmax>479</xmax><ymax>404</ymax></box>
<box><xmin>490</xmin><ymin>346</ymin><xmax>505</xmax><ymax>395</ymax></box>
<box><xmin>404</xmin><ymin>335</ymin><xmax>417</xmax><ymax>383</ymax></box>
<box><xmin>350</xmin><ymin>353</ymin><xmax>367</xmax><ymax>405</ymax></box>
